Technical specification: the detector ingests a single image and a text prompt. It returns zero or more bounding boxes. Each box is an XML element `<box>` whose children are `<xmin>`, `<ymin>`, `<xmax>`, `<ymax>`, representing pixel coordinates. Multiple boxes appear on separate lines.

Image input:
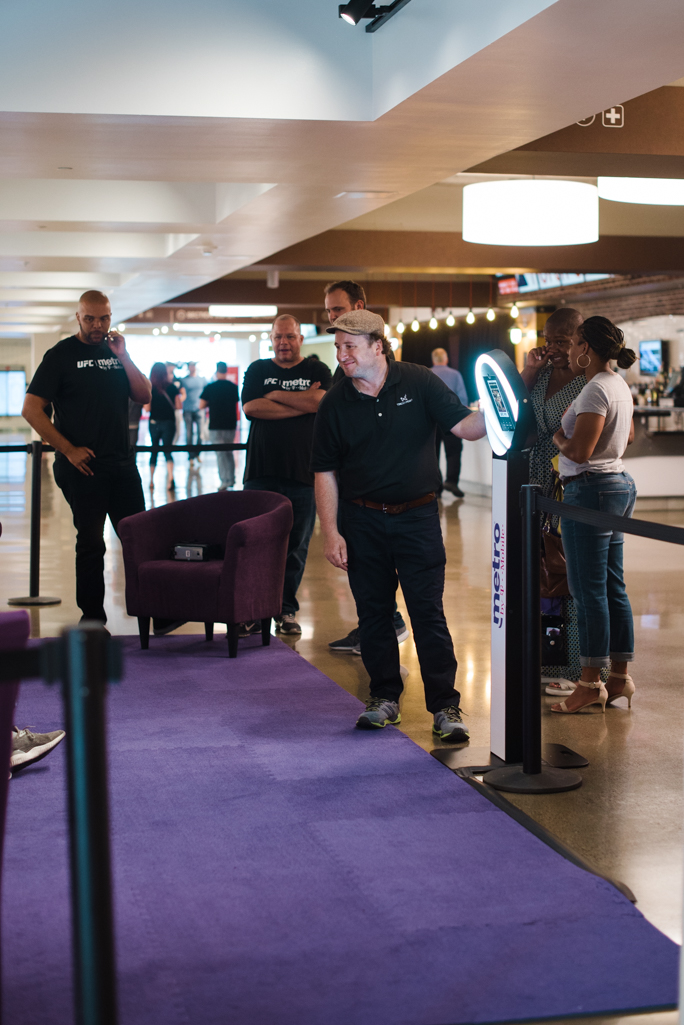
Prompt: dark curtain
<box><xmin>400</xmin><ymin>319</ymin><xmax>516</xmax><ymax>402</ymax></box>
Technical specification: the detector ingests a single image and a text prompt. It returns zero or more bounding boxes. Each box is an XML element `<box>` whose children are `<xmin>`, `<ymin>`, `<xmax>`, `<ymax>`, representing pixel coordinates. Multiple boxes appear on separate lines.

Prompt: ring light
<box><xmin>475</xmin><ymin>349</ymin><xmax>536</xmax><ymax>455</ymax></box>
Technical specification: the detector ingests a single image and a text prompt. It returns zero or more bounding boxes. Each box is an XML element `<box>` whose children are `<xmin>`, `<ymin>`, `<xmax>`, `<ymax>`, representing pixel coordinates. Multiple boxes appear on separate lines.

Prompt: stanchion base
<box><xmin>8</xmin><ymin>596</ymin><xmax>62</xmax><ymax>607</ymax></box>
<box><xmin>543</xmin><ymin>743</ymin><xmax>588</xmax><ymax>769</ymax></box>
<box><xmin>484</xmin><ymin>765</ymin><xmax>582</xmax><ymax>794</ymax></box>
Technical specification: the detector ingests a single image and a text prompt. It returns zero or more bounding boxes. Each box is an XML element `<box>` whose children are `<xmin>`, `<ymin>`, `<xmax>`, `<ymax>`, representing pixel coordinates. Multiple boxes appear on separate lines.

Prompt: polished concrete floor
<box><xmin>1</xmin><ymin>436</ymin><xmax>682</xmax><ymax>1025</ymax></box>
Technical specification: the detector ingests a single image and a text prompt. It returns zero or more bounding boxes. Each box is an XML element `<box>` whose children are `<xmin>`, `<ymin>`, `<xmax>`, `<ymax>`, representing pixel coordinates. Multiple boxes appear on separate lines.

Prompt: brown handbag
<box><xmin>540</xmin><ymin>474</ymin><xmax>570</xmax><ymax>598</ymax></box>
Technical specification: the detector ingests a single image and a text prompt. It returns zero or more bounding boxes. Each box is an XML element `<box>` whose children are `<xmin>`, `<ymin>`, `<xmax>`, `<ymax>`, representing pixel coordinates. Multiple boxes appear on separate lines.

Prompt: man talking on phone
<box><xmin>22</xmin><ymin>290</ymin><xmax>151</xmax><ymax>625</ymax></box>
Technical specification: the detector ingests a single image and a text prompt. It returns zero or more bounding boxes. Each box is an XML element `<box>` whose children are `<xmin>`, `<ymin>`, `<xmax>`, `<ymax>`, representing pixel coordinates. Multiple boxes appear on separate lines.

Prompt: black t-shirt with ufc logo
<box><xmin>28</xmin><ymin>335</ymin><xmax>133</xmax><ymax>469</ymax></box>
<box><xmin>241</xmin><ymin>356</ymin><xmax>332</xmax><ymax>486</ymax></box>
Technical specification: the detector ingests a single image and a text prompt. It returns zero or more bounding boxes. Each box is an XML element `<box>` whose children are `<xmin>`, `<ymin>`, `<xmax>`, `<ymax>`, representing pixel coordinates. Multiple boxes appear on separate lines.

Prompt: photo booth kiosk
<box><xmin>474</xmin><ymin>350</ymin><xmax>536</xmax><ymax>764</ymax></box>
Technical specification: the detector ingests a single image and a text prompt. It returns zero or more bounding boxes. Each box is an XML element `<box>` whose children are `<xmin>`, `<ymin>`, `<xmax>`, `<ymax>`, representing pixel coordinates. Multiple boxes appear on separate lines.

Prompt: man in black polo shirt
<box><xmin>22</xmin><ymin>290</ymin><xmax>151</xmax><ymax>624</ymax></box>
<box><xmin>242</xmin><ymin>314</ymin><xmax>331</xmax><ymax>634</ymax></box>
<box><xmin>312</xmin><ymin>310</ymin><xmax>486</xmax><ymax>740</ymax></box>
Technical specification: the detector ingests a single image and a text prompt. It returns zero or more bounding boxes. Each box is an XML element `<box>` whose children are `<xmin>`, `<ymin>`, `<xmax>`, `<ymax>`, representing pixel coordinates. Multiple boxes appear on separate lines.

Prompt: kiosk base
<box><xmin>543</xmin><ymin>743</ymin><xmax>589</xmax><ymax>769</ymax></box>
<box><xmin>431</xmin><ymin>747</ymin><xmax>506</xmax><ymax>774</ymax></box>
<box><xmin>484</xmin><ymin>764</ymin><xmax>582</xmax><ymax>794</ymax></box>
<box><xmin>8</xmin><ymin>596</ymin><xmax>62</xmax><ymax>606</ymax></box>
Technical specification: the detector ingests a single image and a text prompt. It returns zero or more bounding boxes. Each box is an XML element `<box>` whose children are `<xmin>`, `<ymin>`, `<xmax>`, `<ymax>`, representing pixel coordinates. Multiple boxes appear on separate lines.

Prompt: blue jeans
<box><xmin>183</xmin><ymin>409</ymin><xmax>202</xmax><ymax>458</ymax></box>
<box><xmin>243</xmin><ymin>477</ymin><xmax>316</xmax><ymax>616</ymax></box>
<box><xmin>209</xmin><ymin>428</ymin><xmax>235</xmax><ymax>487</ymax></box>
<box><xmin>149</xmin><ymin>419</ymin><xmax>175</xmax><ymax>467</ymax></box>
<box><xmin>561</xmin><ymin>471</ymin><xmax>636</xmax><ymax>668</ymax></box>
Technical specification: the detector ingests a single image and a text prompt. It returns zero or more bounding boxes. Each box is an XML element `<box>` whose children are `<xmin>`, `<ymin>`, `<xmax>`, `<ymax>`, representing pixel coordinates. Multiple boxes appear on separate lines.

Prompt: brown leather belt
<box><xmin>351</xmin><ymin>492</ymin><xmax>436</xmax><ymax>515</ymax></box>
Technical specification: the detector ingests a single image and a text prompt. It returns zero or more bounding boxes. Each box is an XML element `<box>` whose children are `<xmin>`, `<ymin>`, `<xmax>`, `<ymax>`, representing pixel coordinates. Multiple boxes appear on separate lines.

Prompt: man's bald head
<box><xmin>431</xmin><ymin>348</ymin><xmax>449</xmax><ymax>366</ymax></box>
<box><xmin>76</xmin><ymin>290</ymin><xmax>112</xmax><ymax>346</ymax></box>
<box><xmin>544</xmin><ymin>307</ymin><xmax>583</xmax><ymax>336</ymax></box>
<box><xmin>79</xmin><ymin>289</ymin><xmax>110</xmax><ymax>307</ymax></box>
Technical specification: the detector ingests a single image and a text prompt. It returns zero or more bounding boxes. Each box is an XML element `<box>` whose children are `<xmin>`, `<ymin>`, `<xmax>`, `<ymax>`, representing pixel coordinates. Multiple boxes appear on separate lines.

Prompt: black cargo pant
<box><xmin>340</xmin><ymin>498</ymin><xmax>460</xmax><ymax>713</ymax></box>
<box><xmin>54</xmin><ymin>459</ymin><xmax>145</xmax><ymax>622</ymax></box>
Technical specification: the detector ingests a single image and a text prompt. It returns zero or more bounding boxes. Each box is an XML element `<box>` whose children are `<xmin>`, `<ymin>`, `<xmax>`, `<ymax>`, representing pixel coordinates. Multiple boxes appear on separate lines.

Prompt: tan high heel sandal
<box><xmin>551</xmin><ymin>682</ymin><xmax>608</xmax><ymax>714</ymax></box>
<box><xmin>606</xmin><ymin>672</ymin><xmax>635</xmax><ymax>708</ymax></box>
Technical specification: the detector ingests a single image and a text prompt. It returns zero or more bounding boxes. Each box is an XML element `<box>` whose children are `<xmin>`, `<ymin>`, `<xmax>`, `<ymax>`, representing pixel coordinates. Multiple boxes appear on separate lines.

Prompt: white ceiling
<box><xmin>2</xmin><ymin>0</ymin><xmax>684</xmax><ymax>337</ymax></box>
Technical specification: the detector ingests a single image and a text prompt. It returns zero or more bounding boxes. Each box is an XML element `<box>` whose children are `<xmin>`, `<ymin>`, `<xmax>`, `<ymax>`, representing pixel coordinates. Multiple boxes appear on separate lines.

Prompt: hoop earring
<box><xmin>577</xmin><ymin>352</ymin><xmax>591</xmax><ymax>369</ymax></box>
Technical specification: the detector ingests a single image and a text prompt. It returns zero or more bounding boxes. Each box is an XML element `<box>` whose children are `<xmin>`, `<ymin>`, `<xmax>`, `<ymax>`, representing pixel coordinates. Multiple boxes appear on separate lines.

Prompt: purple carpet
<box><xmin>3</xmin><ymin>635</ymin><xmax>678</xmax><ymax>1024</ymax></box>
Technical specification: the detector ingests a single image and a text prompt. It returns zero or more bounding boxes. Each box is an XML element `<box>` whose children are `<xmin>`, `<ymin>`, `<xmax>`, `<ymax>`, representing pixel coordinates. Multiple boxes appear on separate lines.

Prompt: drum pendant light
<box><xmin>462</xmin><ymin>180</ymin><xmax>599</xmax><ymax>246</ymax></box>
<box><xmin>598</xmin><ymin>177</ymin><xmax>684</xmax><ymax>205</ymax></box>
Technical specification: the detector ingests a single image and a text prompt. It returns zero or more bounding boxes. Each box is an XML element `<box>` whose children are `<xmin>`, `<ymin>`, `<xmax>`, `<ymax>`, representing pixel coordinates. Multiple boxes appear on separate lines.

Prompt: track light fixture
<box><xmin>338</xmin><ymin>0</ymin><xmax>413</xmax><ymax>32</ymax></box>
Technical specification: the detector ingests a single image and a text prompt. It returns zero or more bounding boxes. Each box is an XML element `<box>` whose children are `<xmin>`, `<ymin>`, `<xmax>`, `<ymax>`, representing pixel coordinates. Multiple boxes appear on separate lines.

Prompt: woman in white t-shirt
<box><xmin>550</xmin><ymin>316</ymin><xmax>637</xmax><ymax>714</ymax></box>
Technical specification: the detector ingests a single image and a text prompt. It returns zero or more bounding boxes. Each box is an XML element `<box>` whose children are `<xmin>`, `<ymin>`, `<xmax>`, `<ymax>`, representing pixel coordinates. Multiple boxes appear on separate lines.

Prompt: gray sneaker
<box><xmin>432</xmin><ymin>706</ymin><xmax>470</xmax><ymax>743</ymax></box>
<box><xmin>11</xmin><ymin>726</ymin><xmax>65</xmax><ymax>771</ymax></box>
<box><xmin>355</xmin><ymin>698</ymin><xmax>401</xmax><ymax>730</ymax></box>
<box><xmin>276</xmin><ymin>614</ymin><xmax>301</xmax><ymax>635</ymax></box>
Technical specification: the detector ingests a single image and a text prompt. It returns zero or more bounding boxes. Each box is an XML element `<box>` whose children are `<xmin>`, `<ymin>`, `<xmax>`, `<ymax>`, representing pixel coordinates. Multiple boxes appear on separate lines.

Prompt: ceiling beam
<box><xmin>248</xmin><ymin>229</ymin><xmax>684</xmax><ymax>276</ymax></box>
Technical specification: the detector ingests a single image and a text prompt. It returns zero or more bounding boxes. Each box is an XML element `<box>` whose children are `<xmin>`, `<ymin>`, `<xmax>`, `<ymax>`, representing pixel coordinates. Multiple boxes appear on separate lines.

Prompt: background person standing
<box><xmin>241</xmin><ymin>314</ymin><xmax>331</xmax><ymax>635</ymax></box>
<box><xmin>200</xmin><ymin>362</ymin><xmax>240</xmax><ymax>490</ymax></box>
<box><xmin>146</xmin><ymin>363</ymin><xmax>184</xmax><ymax>492</ymax></box>
<box><xmin>22</xmin><ymin>289</ymin><xmax>151</xmax><ymax>624</ymax></box>
<box><xmin>430</xmin><ymin>347</ymin><xmax>469</xmax><ymax>498</ymax></box>
<box><xmin>181</xmin><ymin>361</ymin><xmax>206</xmax><ymax>466</ymax></box>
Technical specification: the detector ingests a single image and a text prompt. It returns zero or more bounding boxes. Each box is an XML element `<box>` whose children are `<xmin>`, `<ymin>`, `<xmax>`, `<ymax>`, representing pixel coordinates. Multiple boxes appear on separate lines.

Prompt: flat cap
<box><xmin>326</xmin><ymin>310</ymin><xmax>385</xmax><ymax>336</ymax></box>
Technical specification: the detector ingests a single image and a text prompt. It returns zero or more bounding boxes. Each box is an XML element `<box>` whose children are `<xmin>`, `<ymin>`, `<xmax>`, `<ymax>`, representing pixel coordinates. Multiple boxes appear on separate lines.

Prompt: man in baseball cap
<box><xmin>311</xmin><ymin>310</ymin><xmax>485</xmax><ymax>739</ymax></box>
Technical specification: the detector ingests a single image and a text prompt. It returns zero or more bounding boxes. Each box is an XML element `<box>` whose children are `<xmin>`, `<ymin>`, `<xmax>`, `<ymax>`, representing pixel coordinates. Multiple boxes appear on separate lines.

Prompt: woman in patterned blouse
<box><xmin>521</xmin><ymin>308</ymin><xmax>587</xmax><ymax>696</ymax></box>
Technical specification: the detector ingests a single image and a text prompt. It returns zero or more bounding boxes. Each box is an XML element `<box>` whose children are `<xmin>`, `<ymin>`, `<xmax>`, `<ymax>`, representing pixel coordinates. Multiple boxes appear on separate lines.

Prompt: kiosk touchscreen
<box><xmin>474</xmin><ymin>350</ymin><xmax>536</xmax><ymax>764</ymax></box>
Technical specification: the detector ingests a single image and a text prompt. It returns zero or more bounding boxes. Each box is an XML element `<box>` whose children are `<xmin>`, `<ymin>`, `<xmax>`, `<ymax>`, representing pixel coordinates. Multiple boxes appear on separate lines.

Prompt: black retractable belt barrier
<box><xmin>484</xmin><ymin>486</ymin><xmax>684</xmax><ymax>796</ymax></box>
<box><xmin>1</xmin><ymin>624</ymin><xmax>121</xmax><ymax>1025</ymax></box>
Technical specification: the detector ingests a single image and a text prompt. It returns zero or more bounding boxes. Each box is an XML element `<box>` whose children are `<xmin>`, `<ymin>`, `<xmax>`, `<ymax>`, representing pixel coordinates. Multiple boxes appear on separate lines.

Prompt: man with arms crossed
<box><xmin>241</xmin><ymin>315</ymin><xmax>331</xmax><ymax>635</ymax></box>
<box><xmin>324</xmin><ymin>280</ymin><xmax>409</xmax><ymax>653</ymax></box>
<box><xmin>312</xmin><ymin>311</ymin><xmax>486</xmax><ymax>739</ymax></box>
<box><xmin>23</xmin><ymin>290</ymin><xmax>151</xmax><ymax>625</ymax></box>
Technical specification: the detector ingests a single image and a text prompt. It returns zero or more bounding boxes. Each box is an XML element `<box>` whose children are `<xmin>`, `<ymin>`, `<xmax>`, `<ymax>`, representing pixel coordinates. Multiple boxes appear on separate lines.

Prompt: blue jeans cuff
<box><xmin>610</xmin><ymin>652</ymin><xmax>634</xmax><ymax>662</ymax></box>
<box><xmin>579</xmin><ymin>655</ymin><xmax>611</xmax><ymax>668</ymax></box>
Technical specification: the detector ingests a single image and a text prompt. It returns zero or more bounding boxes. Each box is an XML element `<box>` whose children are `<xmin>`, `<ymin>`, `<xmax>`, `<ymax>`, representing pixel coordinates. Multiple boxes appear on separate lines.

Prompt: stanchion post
<box><xmin>62</xmin><ymin>624</ymin><xmax>118</xmax><ymax>1025</ymax></box>
<box><xmin>29</xmin><ymin>439</ymin><xmax>42</xmax><ymax>598</ymax></box>
<box><xmin>8</xmin><ymin>440</ymin><xmax>61</xmax><ymax>607</ymax></box>
<box><xmin>483</xmin><ymin>485</ymin><xmax>583</xmax><ymax>794</ymax></box>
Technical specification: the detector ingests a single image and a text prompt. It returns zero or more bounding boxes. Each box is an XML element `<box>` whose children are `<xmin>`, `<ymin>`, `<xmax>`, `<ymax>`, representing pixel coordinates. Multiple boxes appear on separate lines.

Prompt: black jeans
<box><xmin>435</xmin><ymin>428</ymin><xmax>463</xmax><ymax>487</ymax></box>
<box><xmin>340</xmin><ymin>499</ymin><xmax>460</xmax><ymax>713</ymax></box>
<box><xmin>243</xmin><ymin>477</ymin><xmax>316</xmax><ymax>616</ymax></box>
<box><xmin>54</xmin><ymin>459</ymin><xmax>146</xmax><ymax>622</ymax></box>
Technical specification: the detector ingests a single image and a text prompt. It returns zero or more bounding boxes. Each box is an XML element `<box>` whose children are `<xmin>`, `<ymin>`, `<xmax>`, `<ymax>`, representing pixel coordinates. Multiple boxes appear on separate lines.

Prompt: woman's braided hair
<box><xmin>579</xmin><ymin>316</ymin><xmax>637</xmax><ymax>370</ymax></box>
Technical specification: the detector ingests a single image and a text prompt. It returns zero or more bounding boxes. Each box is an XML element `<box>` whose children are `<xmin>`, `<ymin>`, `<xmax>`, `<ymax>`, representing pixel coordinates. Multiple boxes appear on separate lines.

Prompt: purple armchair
<box><xmin>118</xmin><ymin>491</ymin><xmax>293</xmax><ymax>656</ymax></box>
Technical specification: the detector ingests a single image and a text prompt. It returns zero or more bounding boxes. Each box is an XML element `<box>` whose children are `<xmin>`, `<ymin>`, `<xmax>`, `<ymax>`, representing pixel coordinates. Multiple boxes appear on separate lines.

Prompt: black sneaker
<box><xmin>432</xmin><ymin>706</ymin><xmax>470</xmax><ymax>743</ymax></box>
<box><xmin>443</xmin><ymin>481</ymin><xmax>465</xmax><ymax>498</ymax></box>
<box><xmin>329</xmin><ymin>627</ymin><xmax>359</xmax><ymax>651</ymax></box>
<box><xmin>153</xmin><ymin>618</ymin><xmax>186</xmax><ymax>636</ymax></box>
<box><xmin>275</xmin><ymin>614</ymin><xmax>302</xmax><ymax>635</ymax></box>
<box><xmin>239</xmin><ymin>621</ymin><xmax>260</xmax><ymax>638</ymax></box>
